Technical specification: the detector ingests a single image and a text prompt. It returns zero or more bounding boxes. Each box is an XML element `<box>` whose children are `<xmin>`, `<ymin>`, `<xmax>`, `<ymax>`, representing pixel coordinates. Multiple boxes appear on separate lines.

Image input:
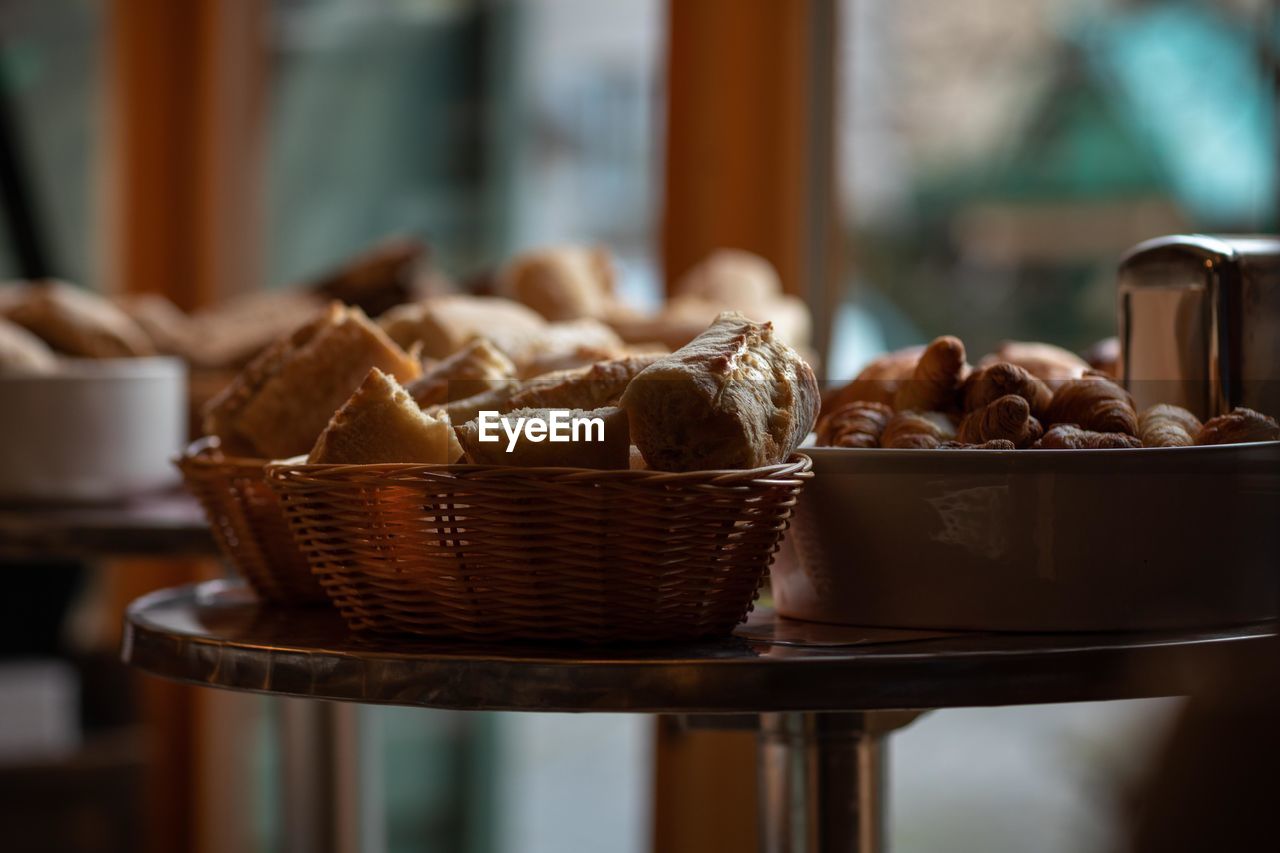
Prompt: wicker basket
<box><xmin>176</xmin><ymin>438</ymin><xmax>327</xmax><ymax>604</ymax></box>
<box><xmin>266</xmin><ymin>455</ymin><xmax>812</xmax><ymax>642</ymax></box>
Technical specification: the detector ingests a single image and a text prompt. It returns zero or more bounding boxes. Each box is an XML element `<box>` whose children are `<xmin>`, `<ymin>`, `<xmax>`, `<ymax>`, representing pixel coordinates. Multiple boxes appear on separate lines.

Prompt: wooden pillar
<box><xmin>662</xmin><ymin>0</ymin><xmax>838</xmax><ymax>320</ymax></box>
<box><xmin>101</xmin><ymin>3</ymin><xmax>269</xmax><ymax>851</ymax></box>
<box><xmin>103</xmin><ymin>0</ymin><xmax>267</xmax><ymax>308</ymax></box>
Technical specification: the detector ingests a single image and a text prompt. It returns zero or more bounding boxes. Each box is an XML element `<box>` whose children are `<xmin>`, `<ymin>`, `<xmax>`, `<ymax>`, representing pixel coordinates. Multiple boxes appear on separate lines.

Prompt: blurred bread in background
<box><xmin>498</xmin><ymin>245</ymin><xmax>615</xmax><ymax>321</ymax></box>
<box><xmin>5</xmin><ymin>280</ymin><xmax>154</xmax><ymax>358</ymax></box>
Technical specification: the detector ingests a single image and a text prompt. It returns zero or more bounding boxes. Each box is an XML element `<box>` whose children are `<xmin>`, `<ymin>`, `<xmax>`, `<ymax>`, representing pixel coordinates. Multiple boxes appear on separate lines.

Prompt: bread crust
<box><xmin>619</xmin><ymin>312</ymin><xmax>819</xmax><ymax>471</ymax></box>
<box><xmin>307</xmin><ymin>368</ymin><xmax>462</xmax><ymax>464</ymax></box>
<box><xmin>406</xmin><ymin>337</ymin><xmax>516</xmax><ymax>408</ymax></box>
<box><xmin>204</xmin><ymin>303</ymin><xmax>421</xmax><ymax>458</ymax></box>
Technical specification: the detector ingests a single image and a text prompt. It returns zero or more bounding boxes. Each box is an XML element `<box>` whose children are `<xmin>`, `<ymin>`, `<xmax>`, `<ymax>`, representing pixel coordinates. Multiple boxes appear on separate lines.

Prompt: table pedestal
<box><xmin>758</xmin><ymin>712</ymin><xmax>920</xmax><ymax>853</ymax></box>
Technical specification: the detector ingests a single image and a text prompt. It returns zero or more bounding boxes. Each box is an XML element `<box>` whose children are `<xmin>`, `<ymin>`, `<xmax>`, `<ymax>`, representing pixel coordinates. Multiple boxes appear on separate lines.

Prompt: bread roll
<box><xmin>455</xmin><ymin>406</ymin><xmax>629</xmax><ymax>469</ymax></box>
<box><xmin>506</xmin><ymin>353</ymin><xmax>662</xmax><ymax>412</ymax></box>
<box><xmin>308</xmin><ymin>368</ymin><xmax>462</xmax><ymax>464</ymax></box>
<box><xmin>7</xmin><ymin>280</ymin><xmax>154</xmax><ymax>358</ymax></box>
<box><xmin>620</xmin><ymin>312</ymin><xmax>819</xmax><ymax>471</ymax></box>
<box><xmin>493</xmin><ymin>318</ymin><xmax>625</xmax><ymax>377</ymax></box>
<box><xmin>378</xmin><ymin>295</ymin><xmax>545</xmax><ymax>359</ymax></box>
<box><xmin>203</xmin><ymin>302</ymin><xmax>421</xmax><ymax>458</ymax></box>
<box><xmin>406</xmin><ymin>337</ymin><xmax>516</xmax><ymax>408</ymax></box>
<box><xmin>499</xmin><ymin>245</ymin><xmax>614</xmax><ymax>321</ymax></box>
<box><xmin>0</xmin><ymin>316</ymin><xmax>57</xmax><ymax>372</ymax></box>
<box><xmin>674</xmin><ymin>249</ymin><xmax>781</xmax><ymax>305</ymax></box>
<box><xmin>184</xmin><ymin>289</ymin><xmax>327</xmax><ymax>368</ymax></box>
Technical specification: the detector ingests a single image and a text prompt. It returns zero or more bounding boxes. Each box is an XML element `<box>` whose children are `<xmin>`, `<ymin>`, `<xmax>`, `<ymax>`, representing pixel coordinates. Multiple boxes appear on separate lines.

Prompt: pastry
<box><xmin>506</xmin><ymin>353</ymin><xmax>663</xmax><ymax>412</ymax></box>
<box><xmin>406</xmin><ymin>337</ymin><xmax>516</xmax><ymax>408</ymax></box>
<box><xmin>308</xmin><ymin>368</ymin><xmax>462</xmax><ymax>464</ymax></box>
<box><xmin>499</xmin><ymin>245</ymin><xmax>614</xmax><ymax>321</ymax></box>
<box><xmin>1083</xmin><ymin>336</ymin><xmax>1121</xmax><ymax>379</ymax></box>
<box><xmin>1045</xmin><ymin>375</ymin><xmax>1138</xmax><ymax>435</ymax></box>
<box><xmin>114</xmin><ymin>293</ymin><xmax>196</xmax><ymax>358</ymax></box>
<box><xmin>1034</xmin><ymin>424</ymin><xmax>1142</xmax><ymax>449</ymax></box>
<box><xmin>378</xmin><ymin>294</ymin><xmax>545</xmax><ymax>359</ymax></box>
<box><xmin>1195</xmin><ymin>408</ymin><xmax>1280</xmax><ymax>446</ymax></box>
<box><xmin>1138</xmin><ymin>404</ymin><xmax>1201</xmax><ymax>448</ymax></box>
<box><xmin>979</xmin><ymin>341</ymin><xmax>1088</xmax><ymax>387</ymax></box>
<box><xmin>620</xmin><ymin>312</ymin><xmax>819</xmax><ymax>470</ymax></box>
<box><xmin>816</xmin><ymin>400</ymin><xmax>893</xmax><ymax>448</ymax></box>
<box><xmin>0</xmin><ymin>316</ymin><xmax>57</xmax><ymax>372</ymax></box>
<box><xmin>962</xmin><ymin>362</ymin><xmax>1052</xmax><ymax>418</ymax></box>
<box><xmin>822</xmin><ymin>345</ymin><xmax>924</xmax><ymax>411</ymax></box>
<box><xmin>880</xmin><ymin>411</ymin><xmax>956</xmax><ymax>448</ymax></box>
<box><xmin>203</xmin><ymin>302</ymin><xmax>421</xmax><ymax>458</ymax></box>
<box><xmin>956</xmin><ymin>394</ymin><xmax>1043</xmax><ymax>448</ymax></box>
<box><xmin>184</xmin><ymin>289</ymin><xmax>327</xmax><ymax>368</ymax></box>
<box><xmin>674</xmin><ymin>249</ymin><xmax>782</xmax><ymax>305</ymax></box>
<box><xmin>493</xmin><ymin>318</ymin><xmax>625</xmax><ymax>377</ymax></box>
<box><xmin>307</xmin><ymin>235</ymin><xmax>427</xmax><ymax>317</ymax></box>
<box><xmin>455</xmin><ymin>406</ymin><xmax>630</xmax><ymax>469</ymax></box>
<box><xmin>893</xmin><ymin>336</ymin><xmax>968</xmax><ymax>413</ymax></box>
<box><xmin>7</xmin><ymin>280</ymin><xmax>154</xmax><ymax>358</ymax></box>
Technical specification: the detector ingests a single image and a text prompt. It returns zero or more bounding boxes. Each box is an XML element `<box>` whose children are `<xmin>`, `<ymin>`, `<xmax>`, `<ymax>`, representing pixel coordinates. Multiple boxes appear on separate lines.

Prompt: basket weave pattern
<box><xmin>268</xmin><ymin>455</ymin><xmax>812</xmax><ymax>642</ymax></box>
<box><xmin>177</xmin><ymin>440</ymin><xmax>327</xmax><ymax>603</ymax></box>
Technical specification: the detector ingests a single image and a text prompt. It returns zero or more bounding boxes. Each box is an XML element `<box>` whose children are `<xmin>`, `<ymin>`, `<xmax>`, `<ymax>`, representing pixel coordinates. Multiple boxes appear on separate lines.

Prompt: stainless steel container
<box><xmin>1118</xmin><ymin>234</ymin><xmax>1280</xmax><ymax>420</ymax></box>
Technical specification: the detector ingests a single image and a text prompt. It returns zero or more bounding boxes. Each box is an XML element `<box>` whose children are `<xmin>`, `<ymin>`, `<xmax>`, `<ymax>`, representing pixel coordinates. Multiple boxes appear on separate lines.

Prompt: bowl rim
<box><xmin>803</xmin><ymin>440</ymin><xmax>1280</xmax><ymax>458</ymax></box>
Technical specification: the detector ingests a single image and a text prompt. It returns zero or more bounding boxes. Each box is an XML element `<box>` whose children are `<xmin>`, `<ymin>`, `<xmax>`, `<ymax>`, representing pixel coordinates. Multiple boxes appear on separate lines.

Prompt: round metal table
<box><xmin>122</xmin><ymin>580</ymin><xmax>1276</xmax><ymax>853</ymax></box>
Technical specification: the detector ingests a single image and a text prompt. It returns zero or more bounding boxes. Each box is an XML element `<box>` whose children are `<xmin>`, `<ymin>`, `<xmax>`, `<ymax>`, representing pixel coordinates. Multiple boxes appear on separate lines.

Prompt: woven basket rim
<box><xmin>175</xmin><ymin>436</ymin><xmax>284</xmax><ymax>470</ymax></box>
<box><xmin>265</xmin><ymin>452</ymin><xmax>812</xmax><ymax>484</ymax></box>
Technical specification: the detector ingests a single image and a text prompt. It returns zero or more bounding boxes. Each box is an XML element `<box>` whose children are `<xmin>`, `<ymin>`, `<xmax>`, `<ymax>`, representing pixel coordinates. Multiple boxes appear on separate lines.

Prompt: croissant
<box><xmin>1045</xmin><ymin>376</ymin><xmax>1138</xmax><ymax>435</ymax></box>
<box><xmin>823</xmin><ymin>345</ymin><xmax>923</xmax><ymax>411</ymax></box>
<box><xmin>881</xmin><ymin>411</ymin><xmax>956</xmax><ymax>449</ymax></box>
<box><xmin>1138</xmin><ymin>404</ymin><xmax>1201</xmax><ymax>448</ymax></box>
<box><xmin>956</xmin><ymin>394</ymin><xmax>1044</xmax><ymax>448</ymax></box>
<box><xmin>1033</xmin><ymin>424</ymin><xmax>1142</xmax><ymax>449</ymax></box>
<box><xmin>962</xmin><ymin>362</ymin><xmax>1053</xmax><ymax>418</ymax></box>
<box><xmin>978</xmin><ymin>341</ymin><xmax>1088</xmax><ymax>388</ymax></box>
<box><xmin>817</xmin><ymin>400</ymin><xmax>893</xmax><ymax>448</ymax></box>
<box><xmin>893</xmin><ymin>336</ymin><xmax>968</xmax><ymax>413</ymax></box>
<box><xmin>1195</xmin><ymin>407</ymin><xmax>1280</xmax><ymax>446</ymax></box>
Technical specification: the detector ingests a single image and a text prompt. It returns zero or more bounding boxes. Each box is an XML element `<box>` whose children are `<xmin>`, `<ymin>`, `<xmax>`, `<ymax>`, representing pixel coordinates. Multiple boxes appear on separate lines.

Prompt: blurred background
<box><xmin>0</xmin><ymin>0</ymin><xmax>1274</xmax><ymax>851</ymax></box>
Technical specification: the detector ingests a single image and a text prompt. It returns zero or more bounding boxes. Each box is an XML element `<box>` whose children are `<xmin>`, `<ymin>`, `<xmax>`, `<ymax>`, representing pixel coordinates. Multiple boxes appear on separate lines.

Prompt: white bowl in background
<box><xmin>778</xmin><ymin>443</ymin><xmax>1280</xmax><ymax>632</ymax></box>
<box><xmin>0</xmin><ymin>357</ymin><xmax>188</xmax><ymax>503</ymax></box>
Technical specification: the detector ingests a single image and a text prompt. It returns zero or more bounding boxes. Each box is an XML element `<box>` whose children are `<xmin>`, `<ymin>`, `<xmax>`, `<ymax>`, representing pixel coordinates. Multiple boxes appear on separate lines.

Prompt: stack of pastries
<box><xmin>818</xmin><ymin>335</ymin><xmax>1280</xmax><ymax>450</ymax></box>
<box><xmin>198</xmin><ymin>245</ymin><xmax>820</xmax><ymax>473</ymax></box>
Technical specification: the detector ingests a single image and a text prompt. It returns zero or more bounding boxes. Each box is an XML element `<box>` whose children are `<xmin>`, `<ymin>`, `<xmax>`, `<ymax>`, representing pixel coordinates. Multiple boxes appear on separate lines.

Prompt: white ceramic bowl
<box><xmin>0</xmin><ymin>358</ymin><xmax>188</xmax><ymax>503</ymax></box>
<box><xmin>778</xmin><ymin>443</ymin><xmax>1280</xmax><ymax>631</ymax></box>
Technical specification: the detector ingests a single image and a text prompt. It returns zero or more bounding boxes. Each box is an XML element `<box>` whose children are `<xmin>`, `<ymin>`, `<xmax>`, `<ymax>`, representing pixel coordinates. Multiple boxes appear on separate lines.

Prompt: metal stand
<box><xmin>758</xmin><ymin>712</ymin><xmax>920</xmax><ymax>853</ymax></box>
<box><xmin>279</xmin><ymin>699</ymin><xmax>384</xmax><ymax>853</ymax></box>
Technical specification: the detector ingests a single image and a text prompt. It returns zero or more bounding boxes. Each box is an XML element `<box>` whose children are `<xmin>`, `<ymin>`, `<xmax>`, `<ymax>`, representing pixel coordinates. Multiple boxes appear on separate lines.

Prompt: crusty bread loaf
<box><xmin>7</xmin><ymin>280</ymin><xmax>154</xmax><ymax>358</ymax></box>
<box><xmin>455</xmin><ymin>406</ymin><xmax>629</xmax><ymax>469</ymax></box>
<box><xmin>308</xmin><ymin>368</ymin><xmax>462</xmax><ymax>464</ymax></box>
<box><xmin>499</xmin><ymin>245</ymin><xmax>614</xmax><ymax>321</ymax></box>
<box><xmin>203</xmin><ymin>302</ymin><xmax>421</xmax><ymax>458</ymax></box>
<box><xmin>619</xmin><ymin>312</ymin><xmax>819</xmax><ymax>471</ymax></box>
<box><xmin>490</xmin><ymin>318</ymin><xmax>625</xmax><ymax>377</ymax></box>
<box><xmin>378</xmin><ymin>295</ymin><xmax>545</xmax><ymax>359</ymax></box>
<box><xmin>406</xmin><ymin>337</ymin><xmax>516</xmax><ymax>408</ymax></box>
<box><xmin>0</xmin><ymin>316</ymin><xmax>57</xmax><ymax>372</ymax></box>
<box><xmin>505</xmin><ymin>353</ymin><xmax>662</xmax><ymax>412</ymax></box>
